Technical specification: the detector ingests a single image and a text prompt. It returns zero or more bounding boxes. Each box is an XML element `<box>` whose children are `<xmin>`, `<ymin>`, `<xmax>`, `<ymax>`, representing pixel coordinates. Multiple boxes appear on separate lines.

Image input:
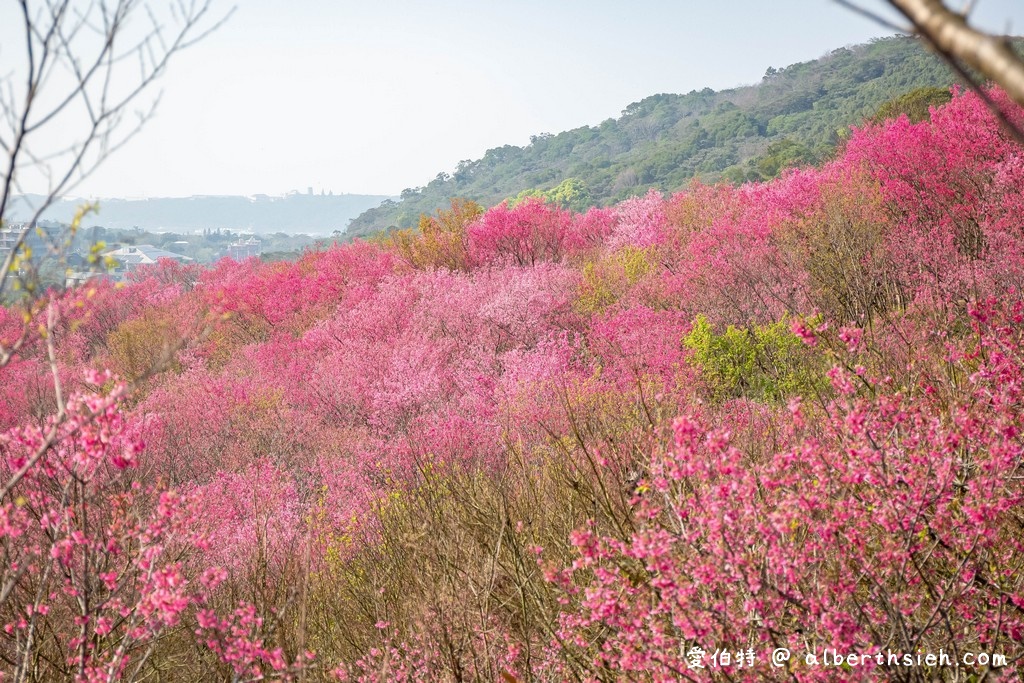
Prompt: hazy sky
<box><xmin>7</xmin><ymin>0</ymin><xmax>1024</xmax><ymax>198</ymax></box>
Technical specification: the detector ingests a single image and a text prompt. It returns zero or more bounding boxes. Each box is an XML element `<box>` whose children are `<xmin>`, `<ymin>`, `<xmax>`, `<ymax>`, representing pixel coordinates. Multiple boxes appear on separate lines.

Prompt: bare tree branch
<box><xmin>0</xmin><ymin>0</ymin><xmax>231</xmax><ymax>367</ymax></box>
<box><xmin>832</xmin><ymin>0</ymin><xmax>913</xmax><ymax>34</ymax></box>
<box><xmin>887</xmin><ymin>0</ymin><xmax>1024</xmax><ymax>107</ymax></box>
<box><xmin>837</xmin><ymin>1</ymin><xmax>1024</xmax><ymax>143</ymax></box>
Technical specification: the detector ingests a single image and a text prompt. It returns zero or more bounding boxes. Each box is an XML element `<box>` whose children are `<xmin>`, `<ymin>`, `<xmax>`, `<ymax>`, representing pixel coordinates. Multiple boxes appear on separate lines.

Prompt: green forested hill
<box><xmin>348</xmin><ymin>36</ymin><xmax>954</xmax><ymax>237</ymax></box>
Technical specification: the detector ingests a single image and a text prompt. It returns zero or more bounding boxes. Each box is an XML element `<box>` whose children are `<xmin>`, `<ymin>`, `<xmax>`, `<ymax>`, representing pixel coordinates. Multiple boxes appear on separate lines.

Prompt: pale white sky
<box><xmin>4</xmin><ymin>1</ymin><xmax>1024</xmax><ymax>198</ymax></box>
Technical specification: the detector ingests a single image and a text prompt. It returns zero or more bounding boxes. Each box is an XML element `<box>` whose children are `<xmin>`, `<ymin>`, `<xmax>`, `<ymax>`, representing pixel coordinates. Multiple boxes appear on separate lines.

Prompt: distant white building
<box><xmin>106</xmin><ymin>244</ymin><xmax>192</xmax><ymax>274</ymax></box>
<box><xmin>226</xmin><ymin>237</ymin><xmax>262</xmax><ymax>261</ymax></box>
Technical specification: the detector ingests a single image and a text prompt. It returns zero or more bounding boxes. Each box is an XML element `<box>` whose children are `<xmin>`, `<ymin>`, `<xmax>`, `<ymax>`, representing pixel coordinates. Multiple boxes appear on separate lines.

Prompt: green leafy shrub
<box><xmin>684</xmin><ymin>314</ymin><xmax>824</xmax><ymax>402</ymax></box>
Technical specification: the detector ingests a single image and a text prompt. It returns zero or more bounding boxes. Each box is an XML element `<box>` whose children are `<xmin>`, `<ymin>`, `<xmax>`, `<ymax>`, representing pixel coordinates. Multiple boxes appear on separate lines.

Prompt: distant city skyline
<box><xmin>3</xmin><ymin>0</ymin><xmax>1024</xmax><ymax>199</ymax></box>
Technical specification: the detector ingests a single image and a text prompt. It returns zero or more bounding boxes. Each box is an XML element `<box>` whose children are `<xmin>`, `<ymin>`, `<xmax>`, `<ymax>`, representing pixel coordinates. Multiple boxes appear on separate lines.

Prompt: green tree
<box><xmin>871</xmin><ymin>86</ymin><xmax>952</xmax><ymax>123</ymax></box>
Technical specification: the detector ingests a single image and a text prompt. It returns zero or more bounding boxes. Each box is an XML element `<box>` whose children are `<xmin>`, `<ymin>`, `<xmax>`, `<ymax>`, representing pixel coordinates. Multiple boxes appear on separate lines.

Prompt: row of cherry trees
<box><xmin>1</xmin><ymin>88</ymin><xmax>1023</xmax><ymax>680</ymax></box>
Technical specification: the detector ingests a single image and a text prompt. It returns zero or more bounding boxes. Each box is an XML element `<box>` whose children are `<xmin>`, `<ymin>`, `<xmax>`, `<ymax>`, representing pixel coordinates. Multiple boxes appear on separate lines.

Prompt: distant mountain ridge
<box><xmin>347</xmin><ymin>36</ymin><xmax>960</xmax><ymax>238</ymax></box>
<box><xmin>9</xmin><ymin>192</ymin><xmax>395</xmax><ymax>235</ymax></box>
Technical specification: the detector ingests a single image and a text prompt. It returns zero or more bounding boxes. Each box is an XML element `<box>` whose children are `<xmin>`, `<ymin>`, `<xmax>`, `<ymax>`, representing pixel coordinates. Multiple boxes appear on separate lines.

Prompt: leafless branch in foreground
<box><xmin>836</xmin><ymin>0</ymin><xmax>1024</xmax><ymax>143</ymax></box>
<box><xmin>0</xmin><ymin>0</ymin><xmax>232</xmax><ymax>368</ymax></box>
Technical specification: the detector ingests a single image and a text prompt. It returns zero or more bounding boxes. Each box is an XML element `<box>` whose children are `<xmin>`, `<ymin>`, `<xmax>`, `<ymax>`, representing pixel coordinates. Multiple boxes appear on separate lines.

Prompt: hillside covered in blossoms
<box><xmin>2</xmin><ymin>88</ymin><xmax>1024</xmax><ymax>681</ymax></box>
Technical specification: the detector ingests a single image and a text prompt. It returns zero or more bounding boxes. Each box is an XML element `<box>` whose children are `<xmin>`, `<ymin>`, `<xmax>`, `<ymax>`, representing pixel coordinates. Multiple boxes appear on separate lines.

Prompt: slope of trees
<box><xmin>2</xmin><ymin>87</ymin><xmax>1024</xmax><ymax>680</ymax></box>
<box><xmin>347</xmin><ymin>36</ymin><xmax>957</xmax><ymax>237</ymax></box>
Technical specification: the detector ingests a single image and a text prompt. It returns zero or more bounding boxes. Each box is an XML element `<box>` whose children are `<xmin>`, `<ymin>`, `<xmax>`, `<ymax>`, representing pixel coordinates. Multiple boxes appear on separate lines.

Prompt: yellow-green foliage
<box><xmin>577</xmin><ymin>261</ymin><xmax>616</xmax><ymax>313</ymax></box>
<box><xmin>106</xmin><ymin>308</ymin><xmax>183</xmax><ymax>382</ymax></box>
<box><xmin>684</xmin><ymin>315</ymin><xmax>824</xmax><ymax>402</ymax></box>
<box><xmin>81</xmin><ymin>240</ymin><xmax>119</xmax><ymax>273</ymax></box>
<box><xmin>575</xmin><ymin>246</ymin><xmax>653</xmax><ymax>314</ymax></box>
<box><xmin>619</xmin><ymin>245</ymin><xmax>651</xmax><ymax>284</ymax></box>
<box><xmin>511</xmin><ymin>177</ymin><xmax>592</xmax><ymax>212</ymax></box>
<box><xmin>388</xmin><ymin>198</ymin><xmax>482</xmax><ymax>271</ymax></box>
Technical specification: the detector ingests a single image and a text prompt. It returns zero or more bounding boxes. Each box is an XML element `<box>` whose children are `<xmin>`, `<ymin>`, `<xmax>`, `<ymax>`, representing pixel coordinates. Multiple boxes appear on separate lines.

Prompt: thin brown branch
<box><xmin>840</xmin><ymin>1</ymin><xmax>1024</xmax><ymax>144</ymax></box>
<box><xmin>887</xmin><ymin>0</ymin><xmax>1024</xmax><ymax>107</ymax></box>
<box><xmin>0</xmin><ymin>0</ymin><xmax>230</xmax><ymax>307</ymax></box>
<box><xmin>831</xmin><ymin>0</ymin><xmax>912</xmax><ymax>33</ymax></box>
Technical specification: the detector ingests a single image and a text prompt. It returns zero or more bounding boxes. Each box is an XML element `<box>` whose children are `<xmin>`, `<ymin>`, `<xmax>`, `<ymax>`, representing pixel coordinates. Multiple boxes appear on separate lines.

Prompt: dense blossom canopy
<box><xmin>1</xmin><ymin>88</ymin><xmax>1024</xmax><ymax>681</ymax></box>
